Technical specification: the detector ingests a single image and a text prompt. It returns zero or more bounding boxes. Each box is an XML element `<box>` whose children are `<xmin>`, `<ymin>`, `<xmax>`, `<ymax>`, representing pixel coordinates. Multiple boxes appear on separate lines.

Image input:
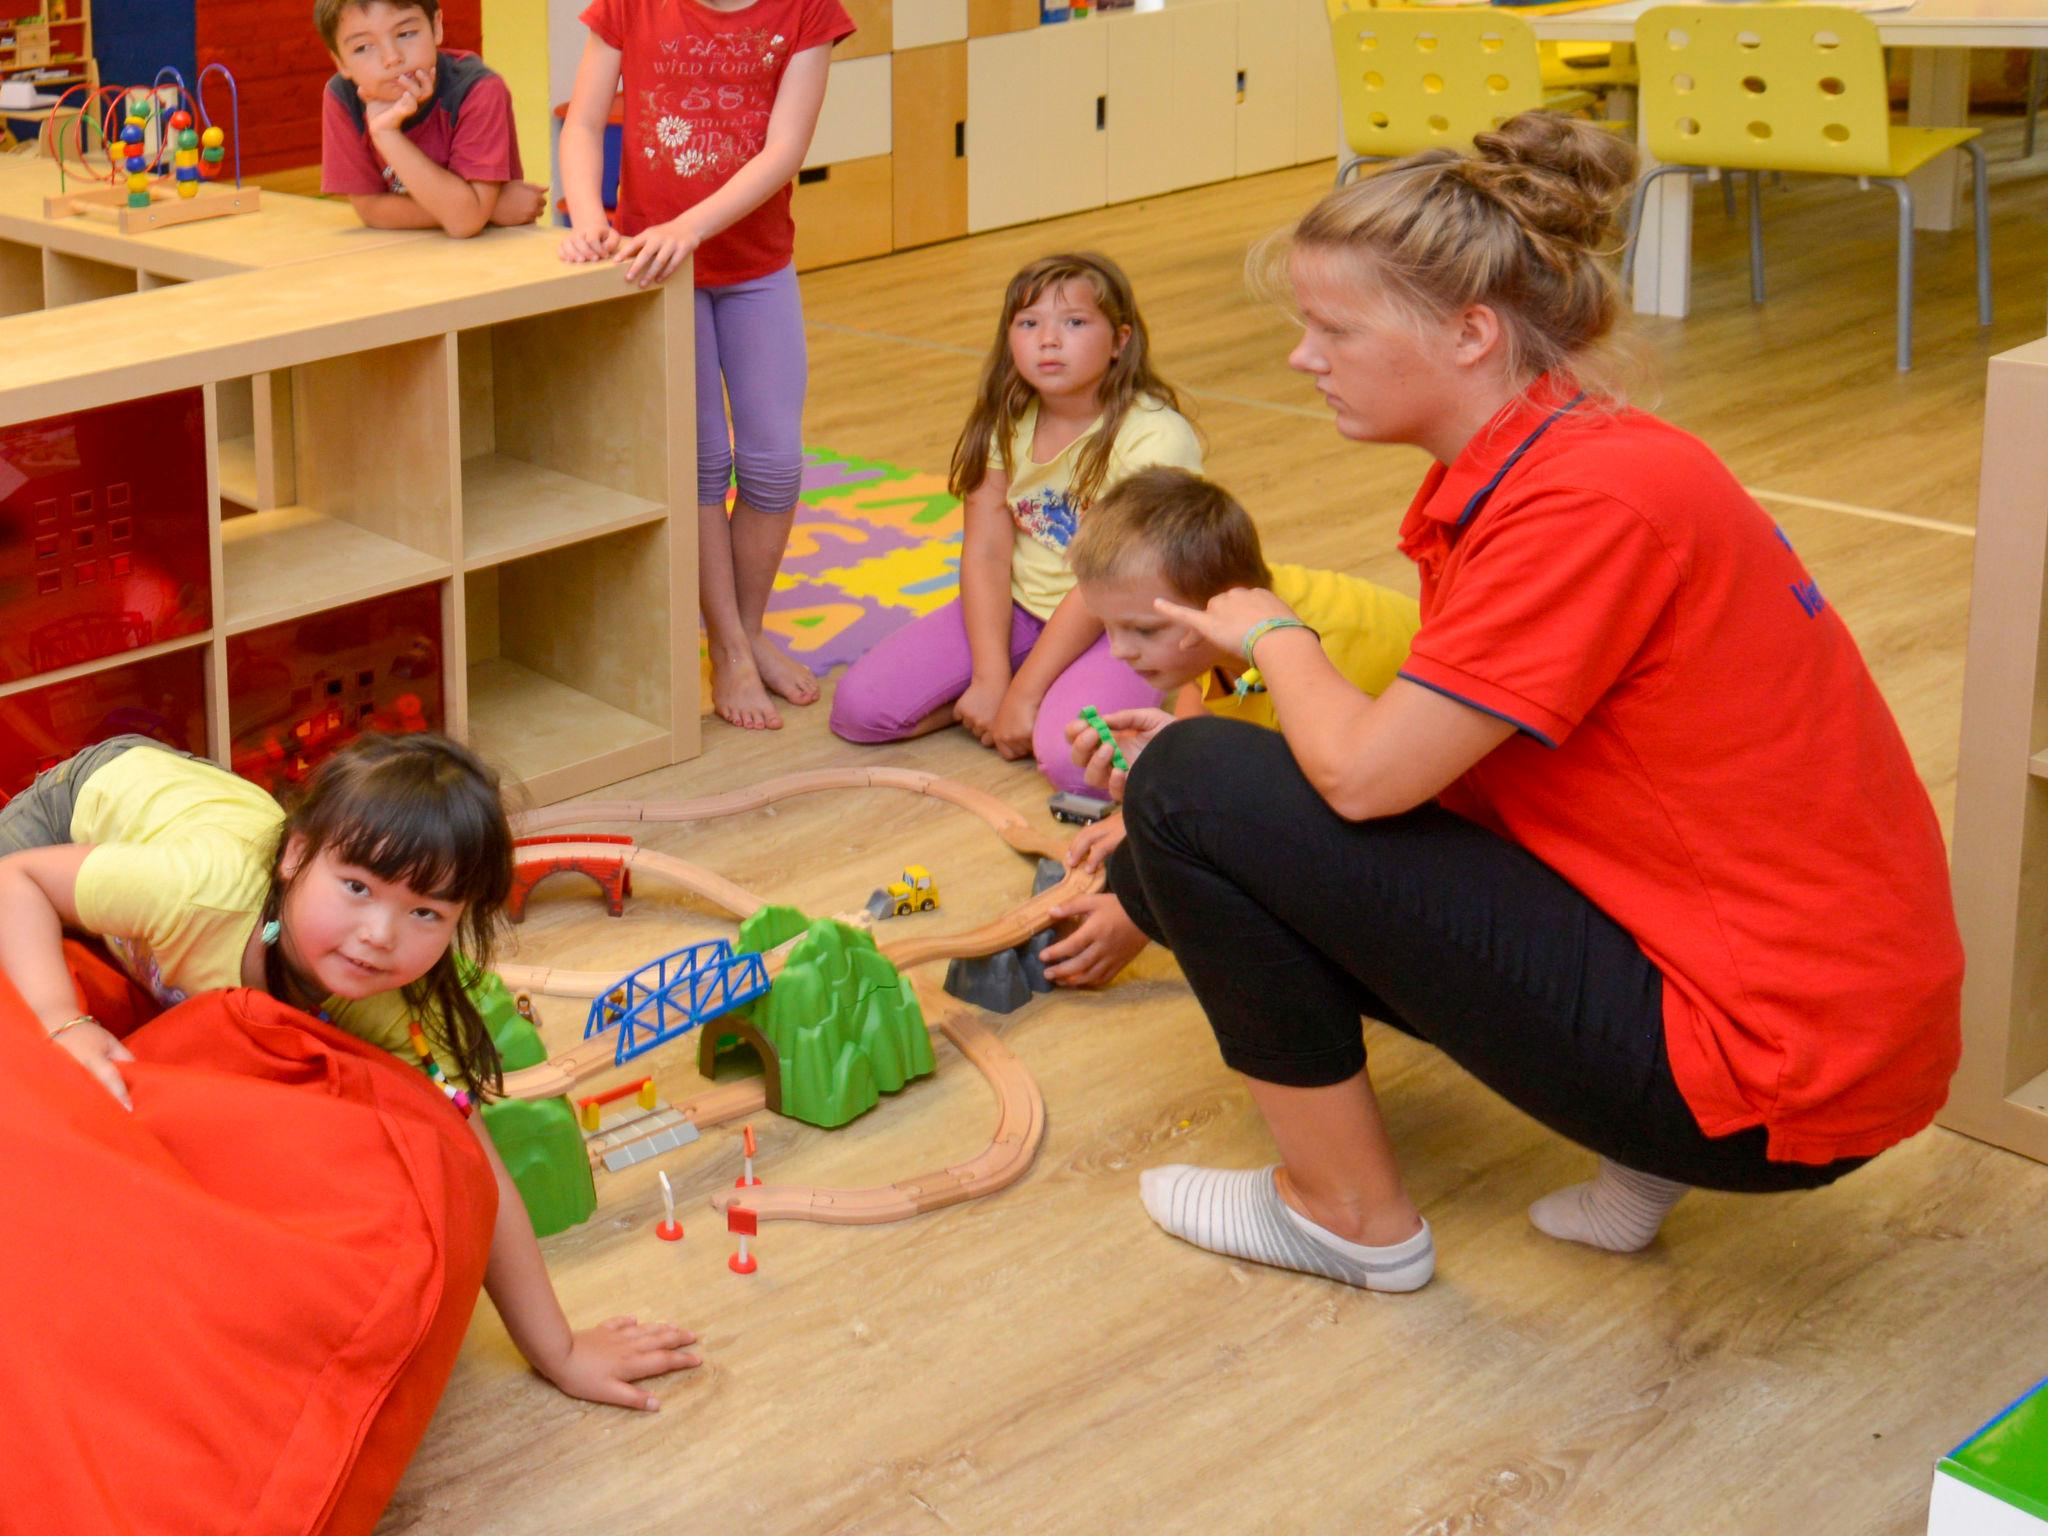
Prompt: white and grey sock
<box><xmin>1528</xmin><ymin>1157</ymin><xmax>1689</xmax><ymax>1253</ymax></box>
<box><xmin>1138</xmin><ymin>1164</ymin><xmax>1434</xmax><ymax>1292</ymax></box>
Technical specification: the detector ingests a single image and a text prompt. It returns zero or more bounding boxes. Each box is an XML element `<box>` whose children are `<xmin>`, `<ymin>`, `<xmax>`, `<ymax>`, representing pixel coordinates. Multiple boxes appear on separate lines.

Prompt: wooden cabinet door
<box><xmin>834</xmin><ymin>0</ymin><xmax>894</xmax><ymax>59</ymax></box>
<box><xmin>1105</xmin><ymin>12</ymin><xmax>1177</xmax><ymax>204</ymax></box>
<box><xmin>966</xmin><ymin>29</ymin><xmax>1043</xmax><ymax>231</ymax></box>
<box><xmin>1172</xmin><ymin>1</ymin><xmax>1239</xmax><ymax>191</ymax></box>
<box><xmin>1036</xmin><ymin>19</ymin><xmax>1107</xmax><ymax>219</ymax></box>
<box><xmin>1235</xmin><ymin>0</ymin><xmax>1299</xmax><ymax>176</ymax></box>
<box><xmin>1294</xmin><ymin>0</ymin><xmax>1338</xmax><ymax>165</ymax></box>
<box><xmin>805</xmin><ymin>55</ymin><xmax>894</xmax><ymax>169</ymax></box>
<box><xmin>893</xmin><ymin>43</ymin><xmax>969</xmax><ymax>248</ymax></box>
<box><xmin>895</xmin><ymin>0</ymin><xmax>969</xmax><ymax>48</ymax></box>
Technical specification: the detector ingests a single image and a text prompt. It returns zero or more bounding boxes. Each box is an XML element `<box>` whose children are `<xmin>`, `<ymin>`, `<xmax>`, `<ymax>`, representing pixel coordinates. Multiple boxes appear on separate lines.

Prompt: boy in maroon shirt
<box><xmin>316</xmin><ymin>0</ymin><xmax>547</xmax><ymax>237</ymax></box>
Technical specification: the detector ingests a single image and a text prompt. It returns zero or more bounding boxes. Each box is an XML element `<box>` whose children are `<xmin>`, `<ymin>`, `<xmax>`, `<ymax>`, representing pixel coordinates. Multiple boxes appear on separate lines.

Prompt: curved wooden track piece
<box><xmin>496</xmin><ymin>771</ymin><xmax>1093</xmax><ymax>1224</ymax></box>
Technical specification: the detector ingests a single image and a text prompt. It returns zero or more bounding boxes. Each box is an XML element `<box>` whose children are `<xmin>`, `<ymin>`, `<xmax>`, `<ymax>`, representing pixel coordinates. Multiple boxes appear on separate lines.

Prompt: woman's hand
<box><xmin>617</xmin><ymin>215</ymin><xmax>702</xmax><ymax>287</ymax></box>
<box><xmin>1154</xmin><ymin>587</ymin><xmax>1300</xmax><ymax>664</ymax></box>
<box><xmin>539</xmin><ymin>1317</ymin><xmax>702</xmax><ymax>1411</ymax></box>
<box><xmin>559</xmin><ymin>211</ymin><xmax>620</xmax><ymax>263</ymax></box>
<box><xmin>990</xmin><ymin>685</ymin><xmax>1039</xmax><ymax>760</ymax></box>
<box><xmin>1040</xmin><ymin>892</ymin><xmax>1148</xmax><ymax>987</ymax></box>
<box><xmin>1062</xmin><ymin>812</ymin><xmax>1126</xmax><ymax>872</ymax></box>
<box><xmin>52</xmin><ymin>1019</ymin><xmax>134</xmax><ymax>1110</ymax></box>
<box><xmin>1064</xmin><ymin>706</ymin><xmax>1174</xmax><ymax>798</ymax></box>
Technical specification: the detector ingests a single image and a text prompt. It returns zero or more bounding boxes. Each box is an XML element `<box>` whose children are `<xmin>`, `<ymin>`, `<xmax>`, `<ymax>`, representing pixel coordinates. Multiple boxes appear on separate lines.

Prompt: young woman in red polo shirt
<box><xmin>1071</xmin><ymin>112</ymin><xmax>1963</xmax><ymax>1290</ymax></box>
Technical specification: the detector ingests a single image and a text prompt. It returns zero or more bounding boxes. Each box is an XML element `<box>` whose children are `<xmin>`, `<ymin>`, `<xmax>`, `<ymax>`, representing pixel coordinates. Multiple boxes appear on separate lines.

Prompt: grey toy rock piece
<box><xmin>944</xmin><ymin>947</ymin><xmax>1036</xmax><ymax>1014</ymax></box>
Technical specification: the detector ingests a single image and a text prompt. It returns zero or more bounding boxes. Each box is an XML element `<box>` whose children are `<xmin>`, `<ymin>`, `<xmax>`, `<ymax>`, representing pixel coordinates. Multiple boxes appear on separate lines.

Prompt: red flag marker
<box><xmin>728</xmin><ymin>1203</ymin><xmax>758</xmax><ymax>1274</ymax></box>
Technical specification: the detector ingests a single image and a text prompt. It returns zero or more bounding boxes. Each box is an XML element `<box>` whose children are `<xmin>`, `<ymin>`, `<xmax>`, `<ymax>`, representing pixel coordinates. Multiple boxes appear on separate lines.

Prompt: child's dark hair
<box><xmin>1069</xmin><ymin>466</ymin><xmax>1273</xmax><ymax>601</ymax></box>
<box><xmin>949</xmin><ymin>252</ymin><xmax>1190</xmax><ymax>509</ymax></box>
<box><xmin>315</xmin><ymin>0</ymin><xmax>439</xmax><ymax>53</ymax></box>
<box><xmin>263</xmin><ymin>731</ymin><xmax>512</xmax><ymax>1095</ymax></box>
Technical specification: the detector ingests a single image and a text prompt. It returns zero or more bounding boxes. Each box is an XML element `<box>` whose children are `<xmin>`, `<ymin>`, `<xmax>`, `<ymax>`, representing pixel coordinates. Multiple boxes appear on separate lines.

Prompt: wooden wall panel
<box><xmin>194</xmin><ymin>0</ymin><xmax>481</xmax><ymax>175</ymax></box>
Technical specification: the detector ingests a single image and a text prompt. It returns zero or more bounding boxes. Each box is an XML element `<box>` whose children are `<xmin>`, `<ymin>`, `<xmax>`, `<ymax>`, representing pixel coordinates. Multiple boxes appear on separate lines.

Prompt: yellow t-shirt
<box><xmin>69</xmin><ymin>747</ymin><xmax>455</xmax><ymax>1079</ymax></box>
<box><xmin>1001</xmin><ymin>396</ymin><xmax>1203</xmax><ymax>620</ymax></box>
<box><xmin>1197</xmin><ymin>563</ymin><xmax>1421</xmax><ymax>728</ymax></box>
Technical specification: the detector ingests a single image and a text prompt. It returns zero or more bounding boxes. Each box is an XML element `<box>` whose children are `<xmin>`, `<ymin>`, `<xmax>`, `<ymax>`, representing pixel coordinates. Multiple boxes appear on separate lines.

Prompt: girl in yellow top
<box><xmin>0</xmin><ymin>731</ymin><xmax>699</xmax><ymax>1411</ymax></box>
<box><xmin>830</xmin><ymin>252</ymin><xmax>1204</xmax><ymax>793</ymax></box>
<box><xmin>1041</xmin><ymin>466</ymin><xmax>1420</xmax><ymax>985</ymax></box>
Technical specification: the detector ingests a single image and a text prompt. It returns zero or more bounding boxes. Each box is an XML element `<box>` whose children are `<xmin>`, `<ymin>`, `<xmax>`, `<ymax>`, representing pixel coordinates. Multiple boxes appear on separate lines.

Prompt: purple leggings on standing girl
<box><xmin>697</xmin><ymin>262</ymin><xmax>807</xmax><ymax>514</ymax></box>
<box><xmin>829</xmin><ymin>598</ymin><xmax>1161</xmax><ymax>795</ymax></box>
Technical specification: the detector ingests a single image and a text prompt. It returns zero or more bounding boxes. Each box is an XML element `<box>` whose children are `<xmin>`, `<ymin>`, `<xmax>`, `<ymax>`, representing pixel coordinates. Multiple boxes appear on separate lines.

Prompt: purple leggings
<box><xmin>696</xmin><ymin>262</ymin><xmax>806</xmax><ymax>514</ymax></box>
<box><xmin>829</xmin><ymin>598</ymin><xmax>1161</xmax><ymax>794</ymax></box>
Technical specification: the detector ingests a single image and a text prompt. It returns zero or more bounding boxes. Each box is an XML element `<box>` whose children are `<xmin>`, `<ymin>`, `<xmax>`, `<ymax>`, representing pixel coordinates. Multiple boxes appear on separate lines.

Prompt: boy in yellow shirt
<box><xmin>1040</xmin><ymin>466</ymin><xmax>1419</xmax><ymax>985</ymax></box>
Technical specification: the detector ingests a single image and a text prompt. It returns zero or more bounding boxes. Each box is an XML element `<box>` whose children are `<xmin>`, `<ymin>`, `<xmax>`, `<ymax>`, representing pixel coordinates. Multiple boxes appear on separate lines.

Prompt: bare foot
<box><xmin>712</xmin><ymin>655</ymin><xmax>783</xmax><ymax>730</ymax></box>
<box><xmin>751</xmin><ymin>634</ymin><xmax>818</xmax><ymax>707</ymax></box>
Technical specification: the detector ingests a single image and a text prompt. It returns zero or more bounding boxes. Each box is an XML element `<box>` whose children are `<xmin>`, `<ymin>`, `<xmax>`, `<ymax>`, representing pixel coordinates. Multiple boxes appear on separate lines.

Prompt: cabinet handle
<box><xmin>1236</xmin><ymin>69</ymin><xmax>1247</xmax><ymax>97</ymax></box>
<box><xmin>797</xmin><ymin>165</ymin><xmax>829</xmax><ymax>185</ymax></box>
<box><xmin>1096</xmin><ymin>95</ymin><xmax>1106</xmax><ymax>130</ymax></box>
<box><xmin>955</xmin><ymin>120</ymin><xmax>965</xmax><ymax>157</ymax></box>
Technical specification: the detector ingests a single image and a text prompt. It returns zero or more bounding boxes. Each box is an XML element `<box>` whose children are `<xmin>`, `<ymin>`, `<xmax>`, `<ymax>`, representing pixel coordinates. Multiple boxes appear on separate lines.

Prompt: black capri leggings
<box><xmin>1110</xmin><ymin>716</ymin><xmax>1867</xmax><ymax>1195</ymax></box>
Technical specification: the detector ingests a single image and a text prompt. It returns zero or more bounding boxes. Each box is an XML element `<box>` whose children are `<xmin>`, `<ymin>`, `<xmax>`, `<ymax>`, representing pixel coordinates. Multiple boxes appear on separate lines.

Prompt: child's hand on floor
<box><xmin>538</xmin><ymin>1316</ymin><xmax>702</xmax><ymax>1411</ymax></box>
<box><xmin>1041</xmin><ymin>892</ymin><xmax>1148</xmax><ymax>987</ymax></box>
<box><xmin>1066</xmin><ymin>707</ymin><xmax>1174</xmax><ymax>796</ymax></box>
<box><xmin>1063</xmin><ymin>813</ymin><xmax>1126</xmax><ymax>872</ymax></box>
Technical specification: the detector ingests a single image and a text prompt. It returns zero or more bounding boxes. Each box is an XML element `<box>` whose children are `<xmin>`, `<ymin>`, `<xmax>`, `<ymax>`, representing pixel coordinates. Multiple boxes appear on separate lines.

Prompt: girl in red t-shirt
<box><xmin>561</xmin><ymin>0</ymin><xmax>855</xmax><ymax>730</ymax></box>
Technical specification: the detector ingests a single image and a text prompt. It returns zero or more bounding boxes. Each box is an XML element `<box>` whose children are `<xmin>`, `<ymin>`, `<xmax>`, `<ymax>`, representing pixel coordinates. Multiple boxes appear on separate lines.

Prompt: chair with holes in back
<box><xmin>1331</xmin><ymin>7</ymin><xmax>1596</xmax><ymax>185</ymax></box>
<box><xmin>1623</xmin><ymin>4</ymin><xmax>1989</xmax><ymax>370</ymax></box>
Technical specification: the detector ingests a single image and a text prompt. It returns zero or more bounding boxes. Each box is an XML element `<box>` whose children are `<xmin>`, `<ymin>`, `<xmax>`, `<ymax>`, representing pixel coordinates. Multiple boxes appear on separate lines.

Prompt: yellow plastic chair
<box><xmin>1330</xmin><ymin>8</ymin><xmax>1591</xmax><ymax>183</ymax></box>
<box><xmin>1623</xmin><ymin>4</ymin><xmax>1990</xmax><ymax>370</ymax></box>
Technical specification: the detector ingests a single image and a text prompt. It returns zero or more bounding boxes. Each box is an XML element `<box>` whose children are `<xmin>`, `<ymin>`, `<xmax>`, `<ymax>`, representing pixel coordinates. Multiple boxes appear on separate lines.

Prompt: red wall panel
<box><xmin>193</xmin><ymin>0</ymin><xmax>481</xmax><ymax>175</ymax></box>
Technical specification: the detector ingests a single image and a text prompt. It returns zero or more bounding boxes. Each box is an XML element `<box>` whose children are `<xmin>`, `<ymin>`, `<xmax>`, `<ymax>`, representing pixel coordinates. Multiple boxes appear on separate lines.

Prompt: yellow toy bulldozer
<box><xmin>866</xmin><ymin>863</ymin><xmax>940</xmax><ymax>920</ymax></box>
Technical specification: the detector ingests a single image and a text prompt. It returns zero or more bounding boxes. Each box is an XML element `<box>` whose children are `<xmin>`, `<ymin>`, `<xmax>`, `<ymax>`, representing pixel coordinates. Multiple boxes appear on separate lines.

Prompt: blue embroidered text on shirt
<box><xmin>1791</xmin><ymin>579</ymin><xmax>1827</xmax><ymax>618</ymax></box>
<box><xmin>1014</xmin><ymin>489</ymin><xmax>1082</xmax><ymax>552</ymax></box>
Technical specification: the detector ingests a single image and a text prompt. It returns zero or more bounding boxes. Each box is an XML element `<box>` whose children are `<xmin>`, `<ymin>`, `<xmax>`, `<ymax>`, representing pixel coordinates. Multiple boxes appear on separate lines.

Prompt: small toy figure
<box><xmin>866</xmin><ymin>863</ymin><xmax>941</xmax><ymax>921</ymax></box>
<box><xmin>1077</xmin><ymin>706</ymin><xmax>1130</xmax><ymax>774</ymax></box>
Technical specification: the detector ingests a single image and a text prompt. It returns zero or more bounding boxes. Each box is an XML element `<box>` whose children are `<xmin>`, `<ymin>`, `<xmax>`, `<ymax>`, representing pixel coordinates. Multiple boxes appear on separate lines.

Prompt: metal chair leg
<box><xmin>1746</xmin><ymin>170</ymin><xmax>1766</xmax><ymax>305</ymax></box>
<box><xmin>1621</xmin><ymin>164</ymin><xmax>1693</xmax><ymax>285</ymax></box>
<box><xmin>1877</xmin><ymin>176</ymin><xmax>1914</xmax><ymax>371</ymax></box>
<box><xmin>1966</xmin><ymin>139</ymin><xmax>1991</xmax><ymax>326</ymax></box>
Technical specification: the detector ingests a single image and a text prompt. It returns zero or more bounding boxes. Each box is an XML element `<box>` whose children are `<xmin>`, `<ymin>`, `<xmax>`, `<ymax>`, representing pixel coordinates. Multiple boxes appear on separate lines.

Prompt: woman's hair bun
<box><xmin>1468</xmin><ymin>112</ymin><xmax>1638</xmax><ymax>250</ymax></box>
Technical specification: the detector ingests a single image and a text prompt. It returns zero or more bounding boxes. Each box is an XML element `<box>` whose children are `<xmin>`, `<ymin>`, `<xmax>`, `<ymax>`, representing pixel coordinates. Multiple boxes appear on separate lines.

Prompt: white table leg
<box><xmin>1907</xmin><ymin>47</ymin><xmax>1969</xmax><ymax>231</ymax></box>
<box><xmin>1628</xmin><ymin>97</ymin><xmax>1692</xmax><ymax>318</ymax></box>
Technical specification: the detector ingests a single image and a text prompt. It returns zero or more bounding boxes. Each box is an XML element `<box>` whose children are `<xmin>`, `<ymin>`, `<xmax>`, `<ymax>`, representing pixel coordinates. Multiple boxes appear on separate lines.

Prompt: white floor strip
<box><xmin>1748</xmin><ymin>488</ymin><xmax>1976</xmax><ymax>539</ymax></box>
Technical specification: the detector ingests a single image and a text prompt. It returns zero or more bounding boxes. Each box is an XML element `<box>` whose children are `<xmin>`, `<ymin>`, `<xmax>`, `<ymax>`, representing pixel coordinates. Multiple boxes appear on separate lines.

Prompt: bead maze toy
<box><xmin>494</xmin><ymin>767</ymin><xmax>1104</xmax><ymax>1228</ymax></box>
<box><xmin>41</xmin><ymin>65</ymin><xmax>259</xmax><ymax>234</ymax></box>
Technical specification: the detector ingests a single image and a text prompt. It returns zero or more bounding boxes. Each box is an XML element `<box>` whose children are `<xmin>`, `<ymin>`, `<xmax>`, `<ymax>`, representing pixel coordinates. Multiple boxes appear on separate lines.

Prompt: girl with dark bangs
<box><xmin>0</xmin><ymin>730</ymin><xmax>700</xmax><ymax>1409</ymax></box>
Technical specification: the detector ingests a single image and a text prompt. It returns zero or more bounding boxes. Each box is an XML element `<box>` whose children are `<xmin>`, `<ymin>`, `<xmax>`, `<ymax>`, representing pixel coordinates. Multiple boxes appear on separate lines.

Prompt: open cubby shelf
<box><xmin>0</xmin><ymin>230</ymin><xmax>697</xmax><ymax>805</ymax></box>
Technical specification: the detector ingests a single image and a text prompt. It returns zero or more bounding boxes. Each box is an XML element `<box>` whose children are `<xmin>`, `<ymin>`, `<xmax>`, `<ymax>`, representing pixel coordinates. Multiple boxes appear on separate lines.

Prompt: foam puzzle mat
<box><xmin>764</xmin><ymin>448</ymin><xmax>963</xmax><ymax>670</ymax></box>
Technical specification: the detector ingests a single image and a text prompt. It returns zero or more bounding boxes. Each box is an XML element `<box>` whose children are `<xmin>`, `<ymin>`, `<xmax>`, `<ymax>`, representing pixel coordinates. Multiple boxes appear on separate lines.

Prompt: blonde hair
<box><xmin>1069</xmin><ymin>467</ymin><xmax>1273</xmax><ymax>601</ymax></box>
<box><xmin>949</xmin><ymin>253</ymin><xmax>1190</xmax><ymax>507</ymax></box>
<box><xmin>1252</xmin><ymin>112</ymin><xmax>1649</xmax><ymax>404</ymax></box>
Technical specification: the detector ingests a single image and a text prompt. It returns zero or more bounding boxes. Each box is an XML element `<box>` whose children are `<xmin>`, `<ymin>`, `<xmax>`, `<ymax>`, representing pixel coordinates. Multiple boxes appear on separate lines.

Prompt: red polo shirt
<box><xmin>1397</xmin><ymin>384</ymin><xmax>1961</xmax><ymax>1164</ymax></box>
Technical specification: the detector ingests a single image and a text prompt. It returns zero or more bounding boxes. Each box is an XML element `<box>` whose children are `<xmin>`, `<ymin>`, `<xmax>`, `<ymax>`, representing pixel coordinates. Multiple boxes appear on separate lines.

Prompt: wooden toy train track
<box><xmin>498</xmin><ymin>767</ymin><xmax>1103</xmax><ymax>1226</ymax></box>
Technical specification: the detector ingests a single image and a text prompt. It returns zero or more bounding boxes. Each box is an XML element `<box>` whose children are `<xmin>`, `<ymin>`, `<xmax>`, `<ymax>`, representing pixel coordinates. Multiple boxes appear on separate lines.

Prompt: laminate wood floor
<box><xmin>380</xmin><ymin>124</ymin><xmax>2048</xmax><ymax>1535</ymax></box>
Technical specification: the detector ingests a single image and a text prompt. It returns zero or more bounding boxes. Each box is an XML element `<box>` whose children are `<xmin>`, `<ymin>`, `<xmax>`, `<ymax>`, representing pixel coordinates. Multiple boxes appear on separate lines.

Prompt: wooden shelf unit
<box><xmin>0</xmin><ymin>0</ymin><xmax>97</xmax><ymax>116</ymax></box>
<box><xmin>0</xmin><ymin>234</ymin><xmax>700</xmax><ymax>806</ymax></box>
<box><xmin>1945</xmin><ymin>333</ymin><xmax>2048</xmax><ymax>1163</ymax></box>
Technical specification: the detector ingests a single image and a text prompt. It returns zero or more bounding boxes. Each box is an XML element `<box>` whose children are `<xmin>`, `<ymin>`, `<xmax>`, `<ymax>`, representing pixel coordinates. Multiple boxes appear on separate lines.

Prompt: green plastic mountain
<box><xmin>471</xmin><ymin>970</ymin><xmax>597</xmax><ymax>1238</ymax></box>
<box><xmin>736</xmin><ymin>916</ymin><xmax>933</xmax><ymax>1129</ymax></box>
